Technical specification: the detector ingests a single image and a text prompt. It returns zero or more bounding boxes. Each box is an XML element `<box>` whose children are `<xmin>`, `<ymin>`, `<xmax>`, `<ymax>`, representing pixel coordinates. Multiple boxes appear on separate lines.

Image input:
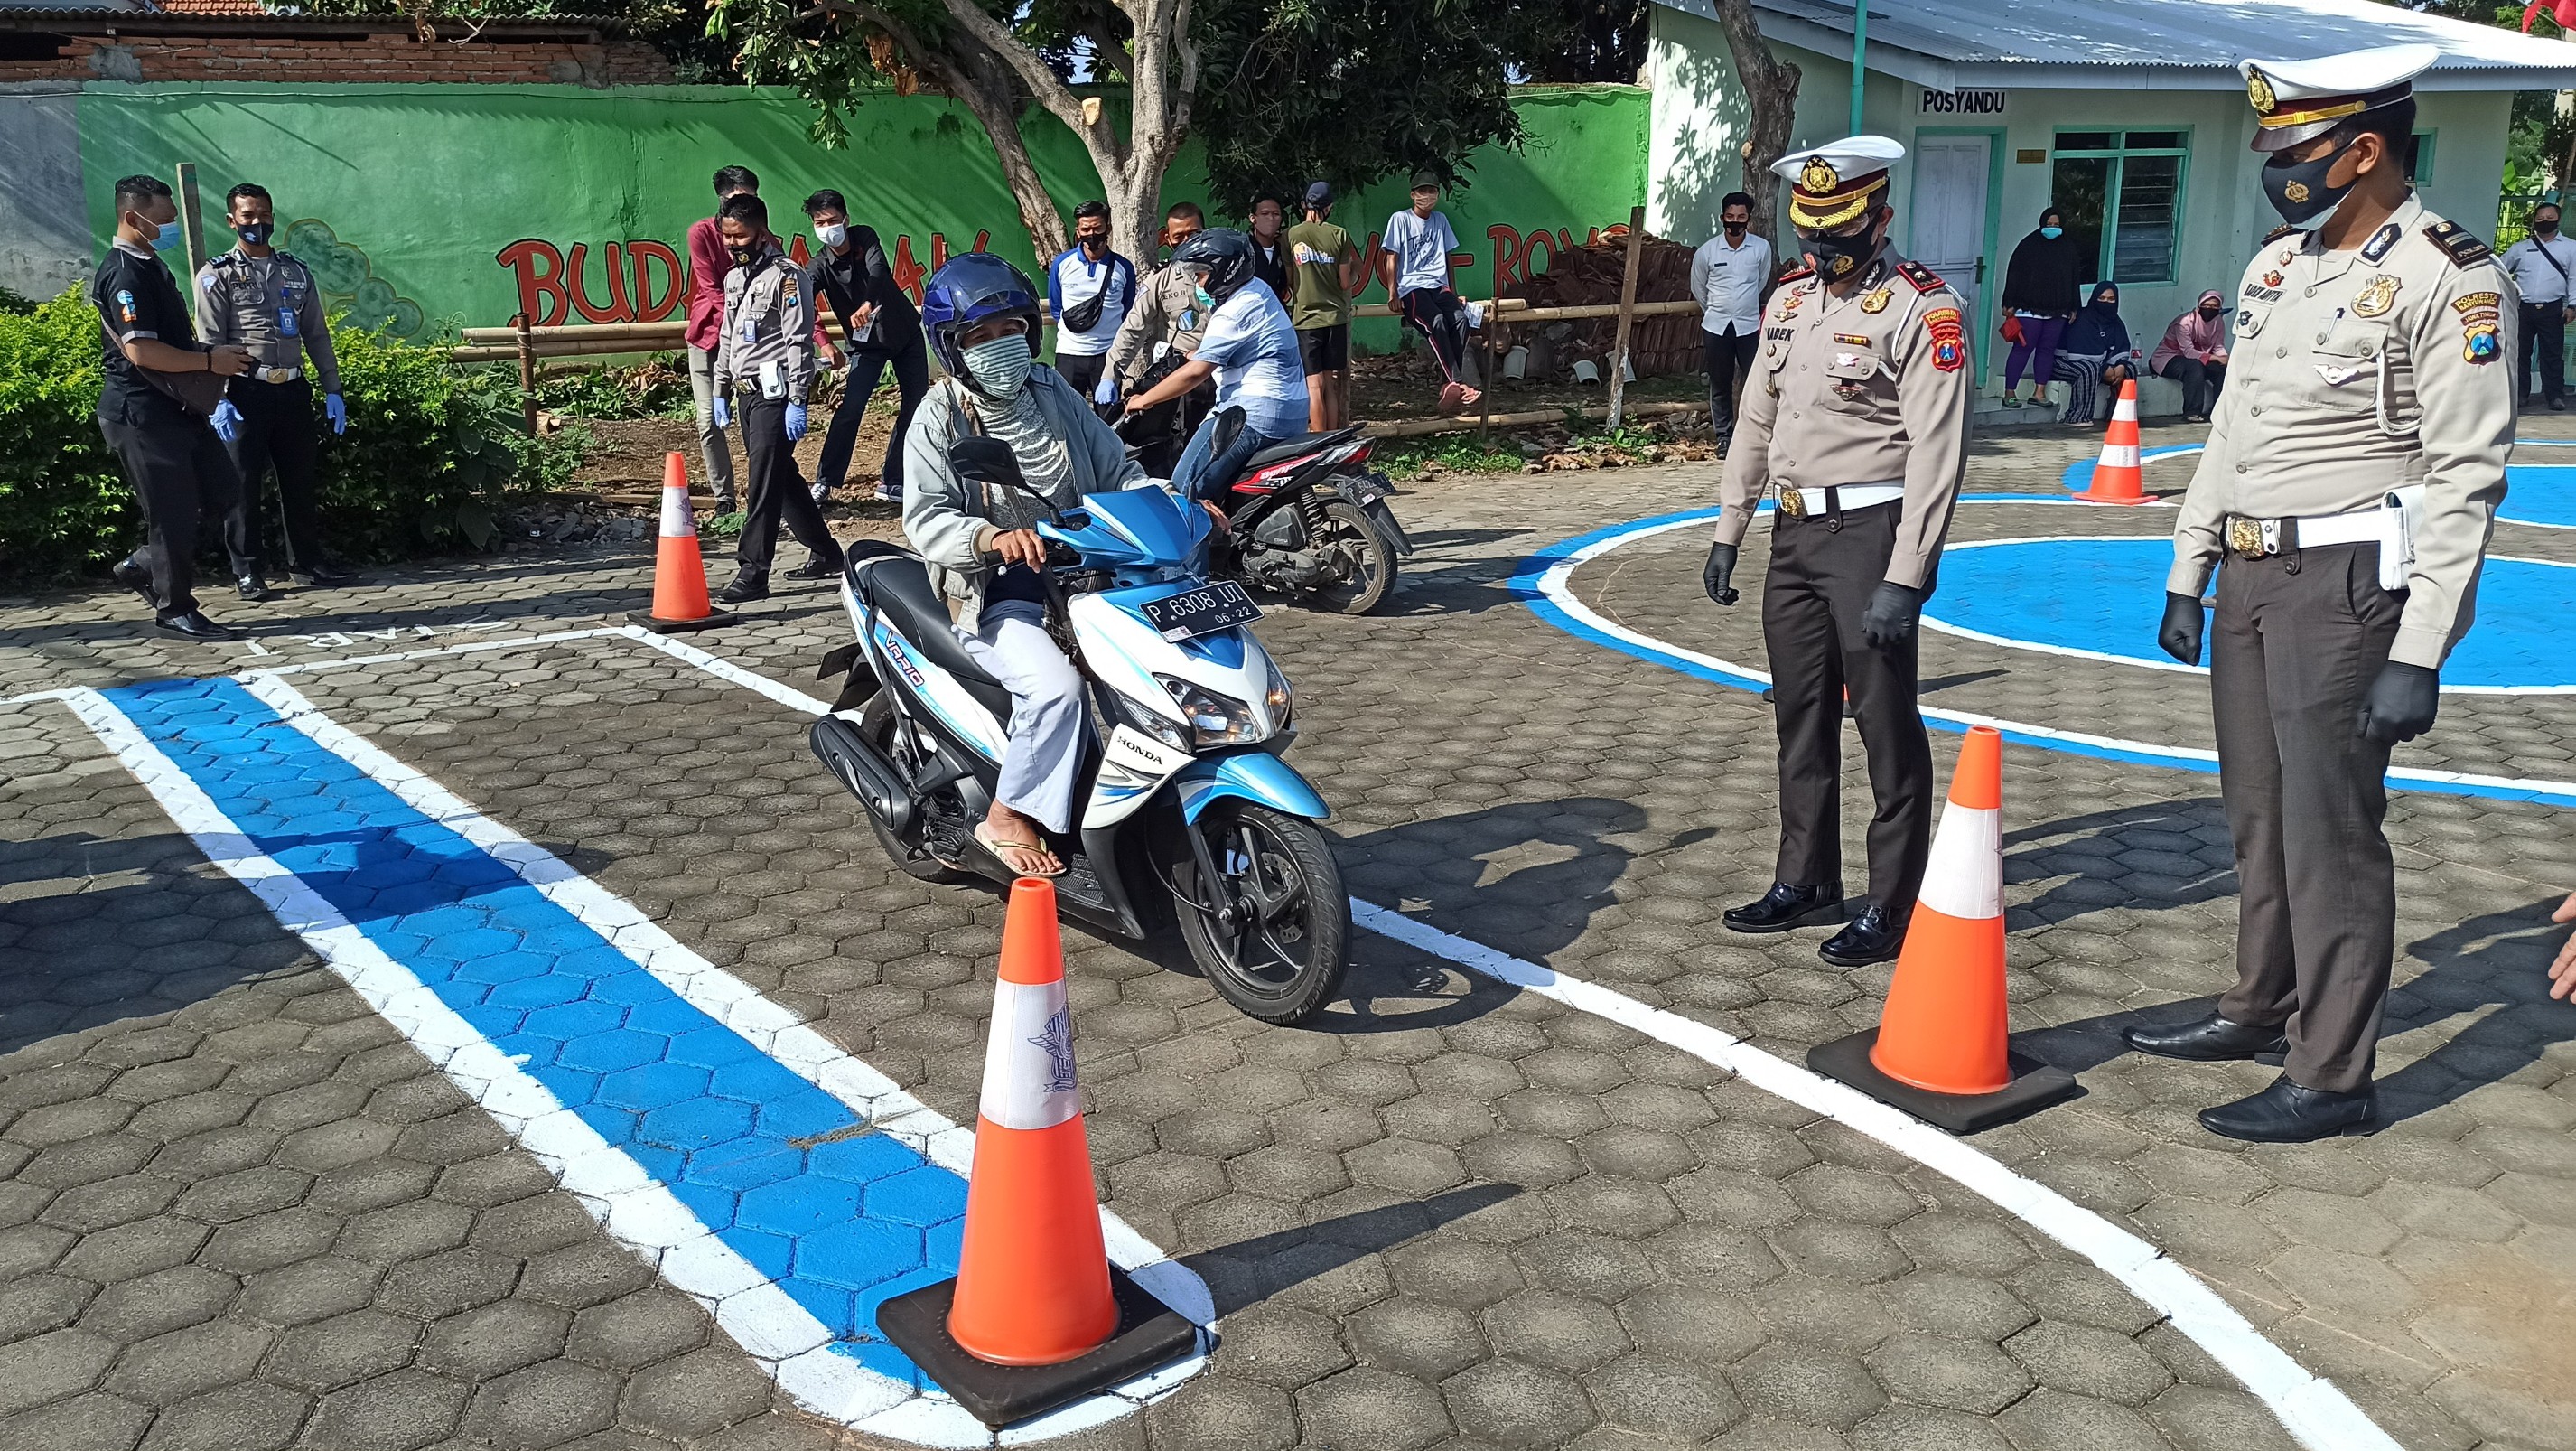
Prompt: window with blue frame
<box><xmin>2051</xmin><ymin>130</ymin><xmax>2189</xmax><ymax>286</ymax></box>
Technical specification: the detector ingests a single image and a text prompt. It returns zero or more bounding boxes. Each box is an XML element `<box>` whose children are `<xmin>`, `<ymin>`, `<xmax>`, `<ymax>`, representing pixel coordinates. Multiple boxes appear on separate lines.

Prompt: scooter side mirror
<box><xmin>949</xmin><ymin>435</ymin><xmax>1066</xmax><ymax>526</ymax></box>
<box><xmin>1210</xmin><ymin>405</ymin><xmax>1247</xmax><ymax>459</ymax></box>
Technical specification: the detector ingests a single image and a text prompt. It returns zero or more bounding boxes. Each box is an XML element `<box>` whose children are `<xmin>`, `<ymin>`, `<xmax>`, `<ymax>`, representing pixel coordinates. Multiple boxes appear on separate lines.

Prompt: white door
<box><xmin>1910</xmin><ymin>136</ymin><xmax>1993</xmax><ymax>374</ymax></box>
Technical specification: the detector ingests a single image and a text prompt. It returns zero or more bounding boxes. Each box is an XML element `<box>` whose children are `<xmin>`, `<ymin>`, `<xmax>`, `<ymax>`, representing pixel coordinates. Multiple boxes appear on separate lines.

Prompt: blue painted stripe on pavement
<box><xmin>104</xmin><ymin>676</ymin><xmax>966</xmax><ymax>1386</ymax></box>
<box><xmin>2500</xmin><ymin>463</ymin><xmax>2576</xmax><ymax>529</ymax></box>
<box><xmin>2059</xmin><ymin>443</ymin><xmax>2202</xmax><ymax>492</ymax></box>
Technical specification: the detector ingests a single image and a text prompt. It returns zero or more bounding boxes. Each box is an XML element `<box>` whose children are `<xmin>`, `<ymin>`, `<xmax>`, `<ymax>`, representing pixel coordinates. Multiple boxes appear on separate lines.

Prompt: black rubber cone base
<box><xmin>1809</xmin><ymin>1027</ymin><xmax>2081</xmax><ymax>1134</ymax></box>
<box><xmin>625</xmin><ymin>608</ymin><xmax>732</xmax><ymax>634</ymax></box>
<box><xmin>876</xmin><ymin>1265</ymin><xmax>1199</xmax><ymax>1429</ymax></box>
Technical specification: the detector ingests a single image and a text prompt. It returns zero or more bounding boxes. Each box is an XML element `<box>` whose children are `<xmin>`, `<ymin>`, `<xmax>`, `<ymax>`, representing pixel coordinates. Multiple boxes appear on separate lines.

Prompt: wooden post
<box><xmin>513</xmin><ymin>312</ymin><xmax>539</xmax><ymax>434</ymax></box>
<box><xmin>1479</xmin><ymin>301</ymin><xmax>1499</xmax><ymax>445</ymax></box>
<box><xmin>1605</xmin><ymin>204</ymin><xmax>1647</xmax><ymax>430</ymax></box>
<box><xmin>173</xmin><ymin>163</ymin><xmax>208</xmax><ymax>311</ymax></box>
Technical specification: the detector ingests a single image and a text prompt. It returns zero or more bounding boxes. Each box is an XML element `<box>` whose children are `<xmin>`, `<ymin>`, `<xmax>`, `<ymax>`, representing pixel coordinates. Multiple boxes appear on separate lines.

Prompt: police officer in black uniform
<box><xmin>195</xmin><ymin>182</ymin><xmax>353</xmax><ymax>600</ymax></box>
<box><xmin>91</xmin><ymin>174</ymin><xmax>252</xmax><ymax>641</ymax></box>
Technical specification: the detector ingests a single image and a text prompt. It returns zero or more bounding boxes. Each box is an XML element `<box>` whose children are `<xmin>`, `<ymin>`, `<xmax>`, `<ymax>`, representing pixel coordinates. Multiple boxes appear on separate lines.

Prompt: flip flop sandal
<box><xmin>974</xmin><ymin>821</ymin><xmax>1065</xmax><ymax>878</ymax></box>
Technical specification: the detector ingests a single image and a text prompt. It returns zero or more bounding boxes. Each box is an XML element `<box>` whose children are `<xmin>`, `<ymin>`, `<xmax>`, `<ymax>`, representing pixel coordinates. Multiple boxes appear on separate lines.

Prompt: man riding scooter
<box><xmin>1121</xmin><ymin>229</ymin><xmax>1311</xmax><ymax>516</ymax></box>
<box><xmin>901</xmin><ymin>253</ymin><xmax>1158</xmax><ymax>878</ymax></box>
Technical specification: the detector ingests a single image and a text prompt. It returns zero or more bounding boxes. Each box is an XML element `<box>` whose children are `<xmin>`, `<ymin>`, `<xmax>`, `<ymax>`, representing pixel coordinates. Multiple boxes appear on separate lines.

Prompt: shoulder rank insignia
<box><xmin>2424</xmin><ymin>221</ymin><xmax>2495</xmax><ymax>267</ymax></box>
<box><xmin>2361</xmin><ymin>223</ymin><xmax>2401</xmax><ymax>264</ymax></box>
<box><xmin>1776</xmin><ymin>264</ymin><xmax>1814</xmax><ymax>284</ymax></box>
<box><xmin>1923</xmin><ymin>305</ymin><xmax>1965</xmax><ymax>372</ymax></box>
<box><xmin>2261</xmin><ymin>222</ymin><xmax>2307</xmax><ymax>247</ymax></box>
<box><xmin>2352</xmin><ymin>274</ymin><xmax>2401</xmax><ymax>318</ymax></box>
<box><xmin>1896</xmin><ymin>259</ymin><xmax>1947</xmax><ymax>294</ymax></box>
<box><xmin>1861</xmin><ymin>286</ymin><xmax>1892</xmax><ymax>314</ymax></box>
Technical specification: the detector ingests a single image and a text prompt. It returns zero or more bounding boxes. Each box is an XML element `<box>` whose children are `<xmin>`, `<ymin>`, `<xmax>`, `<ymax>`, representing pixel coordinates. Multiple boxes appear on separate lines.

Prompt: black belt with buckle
<box><xmin>2225</xmin><ymin>515</ymin><xmax>2279</xmax><ymax>561</ymax></box>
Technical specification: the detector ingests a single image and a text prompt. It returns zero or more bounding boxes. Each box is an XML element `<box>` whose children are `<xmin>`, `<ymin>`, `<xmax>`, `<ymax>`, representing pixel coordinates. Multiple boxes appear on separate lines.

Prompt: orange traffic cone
<box><xmin>2076</xmin><ymin>379</ymin><xmax>2146</xmax><ymax>503</ymax></box>
<box><xmin>626</xmin><ymin>452</ymin><xmax>731</xmax><ymax>633</ymax></box>
<box><xmin>875</xmin><ymin>877</ymin><xmax>1196</xmax><ymax>1427</ymax></box>
<box><xmin>1807</xmin><ymin>726</ymin><xmax>2078</xmax><ymax>1133</ymax></box>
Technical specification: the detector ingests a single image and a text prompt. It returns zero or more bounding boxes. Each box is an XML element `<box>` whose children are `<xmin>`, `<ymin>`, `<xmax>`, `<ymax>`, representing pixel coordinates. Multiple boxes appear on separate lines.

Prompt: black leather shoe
<box><xmin>784</xmin><ymin>554</ymin><xmax>840</xmax><ymax>580</ymax></box>
<box><xmin>1722</xmin><ymin>883</ymin><xmax>1845</xmax><ymax>934</ymax></box>
<box><xmin>2199</xmin><ymin>1074</ymin><xmax>2374</xmax><ymax>1143</ymax></box>
<box><xmin>111</xmin><ymin>556</ymin><xmax>157</xmax><ymax>611</ymax></box>
<box><xmin>154</xmin><ymin>610</ymin><xmax>239</xmax><ymax>641</ymax></box>
<box><xmin>288</xmin><ymin>562</ymin><xmax>353</xmax><ymax>587</ymax></box>
<box><xmin>1819</xmin><ymin>902</ymin><xmax>1908</xmax><ymax>967</ymax></box>
<box><xmin>236</xmin><ymin>573</ymin><xmax>270</xmax><ymax>603</ymax></box>
<box><xmin>716</xmin><ymin>572</ymin><xmax>770</xmax><ymax>605</ymax></box>
<box><xmin>2122</xmin><ymin>1012</ymin><xmax>2288</xmax><ymax>1063</ymax></box>
<box><xmin>713</xmin><ymin>492</ymin><xmax>740</xmax><ymax>516</ymax></box>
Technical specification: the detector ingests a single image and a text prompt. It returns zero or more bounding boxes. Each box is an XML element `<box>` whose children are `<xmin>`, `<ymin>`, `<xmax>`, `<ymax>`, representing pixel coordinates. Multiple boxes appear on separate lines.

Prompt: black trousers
<box><xmin>2518</xmin><ymin>300</ymin><xmax>2566</xmax><ymax>406</ymax></box>
<box><xmin>736</xmin><ymin>397</ymin><xmax>842</xmax><ymax>576</ymax></box>
<box><xmin>2209</xmin><ymin>543</ymin><xmax>2403</xmax><ymax>1093</ymax></box>
<box><xmin>98</xmin><ymin>401</ymin><xmax>239</xmax><ymax>616</ymax></box>
<box><xmin>2158</xmin><ymin>356</ymin><xmax>2227</xmax><ymax>418</ymax></box>
<box><xmin>1053</xmin><ymin>351</ymin><xmax>1109</xmax><ymax>398</ymax></box>
<box><xmin>1400</xmin><ymin>288</ymin><xmax>1472</xmax><ymax>382</ymax></box>
<box><xmin>816</xmin><ymin>335</ymin><xmax>930</xmax><ymax>491</ymax></box>
<box><xmin>1703</xmin><ymin>326</ymin><xmax>1759</xmax><ymax>444</ymax></box>
<box><xmin>1762</xmin><ymin>502</ymin><xmax>1935</xmax><ymax>910</ymax></box>
<box><xmin>221</xmin><ymin>376</ymin><xmax>324</xmax><ymax>574</ymax></box>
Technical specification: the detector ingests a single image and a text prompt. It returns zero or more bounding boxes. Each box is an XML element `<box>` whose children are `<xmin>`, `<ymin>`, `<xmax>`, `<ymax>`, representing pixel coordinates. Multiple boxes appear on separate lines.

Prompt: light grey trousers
<box><xmin>686</xmin><ymin>343</ymin><xmax>738</xmax><ymax>501</ymax></box>
<box><xmin>959</xmin><ymin>601</ymin><xmax>1087</xmax><ymax>836</ymax></box>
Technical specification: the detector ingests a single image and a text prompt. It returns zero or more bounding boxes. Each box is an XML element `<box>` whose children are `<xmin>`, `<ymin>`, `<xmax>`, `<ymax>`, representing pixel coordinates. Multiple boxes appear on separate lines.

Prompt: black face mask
<box><xmin>1722</xmin><ymin>220</ymin><xmax>1748</xmax><ymax>238</ymax></box>
<box><xmin>727</xmin><ymin>244</ymin><xmax>758</xmax><ymax>266</ymax></box>
<box><xmin>1802</xmin><ymin>220</ymin><xmax>1879</xmax><ymax>281</ymax></box>
<box><xmin>2262</xmin><ymin>140</ymin><xmax>2358</xmax><ymax>226</ymax></box>
<box><xmin>2198</xmin><ymin>306</ymin><xmax>2222</xmax><ymax>320</ymax></box>
<box><xmin>235</xmin><ymin>222</ymin><xmax>272</xmax><ymax>248</ymax></box>
<box><xmin>2538</xmin><ymin>220</ymin><xmax>2561</xmax><ymax>236</ymax></box>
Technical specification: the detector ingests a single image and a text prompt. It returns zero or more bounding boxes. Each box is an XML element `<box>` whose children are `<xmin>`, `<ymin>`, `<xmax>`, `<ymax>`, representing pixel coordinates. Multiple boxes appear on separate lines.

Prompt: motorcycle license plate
<box><xmin>1140</xmin><ymin>580</ymin><xmax>1261</xmax><ymax>641</ymax></box>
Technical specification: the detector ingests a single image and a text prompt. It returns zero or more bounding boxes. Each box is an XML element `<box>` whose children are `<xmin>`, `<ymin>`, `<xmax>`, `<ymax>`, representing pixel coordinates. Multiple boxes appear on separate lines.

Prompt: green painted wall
<box><xmin>74</xmin><ymin>81</ymin><xmax>1648</xmax><ymax>346</ymax></box>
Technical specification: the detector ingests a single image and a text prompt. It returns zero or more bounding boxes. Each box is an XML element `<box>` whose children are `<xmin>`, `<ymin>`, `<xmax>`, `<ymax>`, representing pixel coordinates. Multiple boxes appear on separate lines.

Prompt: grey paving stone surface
<box><xmin>0</xmin><ymin>417</ymin><xmax>2569</xmax><ymax>1447</ymax></box>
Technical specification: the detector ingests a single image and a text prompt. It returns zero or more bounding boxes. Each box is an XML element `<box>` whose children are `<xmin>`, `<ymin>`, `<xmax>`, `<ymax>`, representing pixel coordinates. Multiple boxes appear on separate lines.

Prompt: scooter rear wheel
<box><xmin>861</xmin><ymin>699</ymin><xmax>971</xmax><ymax>884</ymax></box>
<box><xmin>1306</xmin><ymin>498</ymin><xmax>1395</xmax><ymax>615</ymax></box>
<box><xmin>1171</xmin><ymin>801</ymin><xmax>1350</xmax><ymax>1025</ymax></box>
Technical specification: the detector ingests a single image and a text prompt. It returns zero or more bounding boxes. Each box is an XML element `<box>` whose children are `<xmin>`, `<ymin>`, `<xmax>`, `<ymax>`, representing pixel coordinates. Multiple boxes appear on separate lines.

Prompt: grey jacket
<box><xmin>901</xmin><ymin>366</ymin><xmax>1154</xmax><ymax>630</ymax></box>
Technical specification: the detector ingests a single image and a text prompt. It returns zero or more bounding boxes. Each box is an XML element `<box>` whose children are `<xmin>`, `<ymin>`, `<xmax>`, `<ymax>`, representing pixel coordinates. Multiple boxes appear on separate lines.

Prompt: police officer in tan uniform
<box><xmin>1703</xmin><ymin>136</ymin><xmax>1974</xmax><ymax>968</ymax></box>
<box><xmin>710</xmin><ymin>192</ymin><xmax>843</xmax><ymax>603</ymax></box>
<box><xmin>2128</xmin><ymin>45</ymin><xmax>2515</xmax><ymax>1142</ymax></box>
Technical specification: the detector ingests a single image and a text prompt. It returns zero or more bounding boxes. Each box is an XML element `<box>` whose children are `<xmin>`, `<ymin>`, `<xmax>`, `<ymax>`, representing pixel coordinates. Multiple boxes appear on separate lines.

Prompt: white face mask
<box><xmin>963</xmin><ymin>334</ymin><xmax>1033</xmax><ymax>398</ymax></box>
<box><xmin>814</xmin><ymin>222</ymin><xmax>848</xmax><ymax>248</ymax></box>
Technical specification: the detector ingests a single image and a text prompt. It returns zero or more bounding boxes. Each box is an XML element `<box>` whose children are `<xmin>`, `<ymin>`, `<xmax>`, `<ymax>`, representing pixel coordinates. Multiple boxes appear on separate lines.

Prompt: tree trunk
<box><xmin>948</xmin><ymin>52</ymin><xmax>1071</xmax><ymax>260</ymax></box>
<box><xmin>1712</xmin><ymin>0</ymin><xmax>1801</xmax><ymax>248</ymax></box>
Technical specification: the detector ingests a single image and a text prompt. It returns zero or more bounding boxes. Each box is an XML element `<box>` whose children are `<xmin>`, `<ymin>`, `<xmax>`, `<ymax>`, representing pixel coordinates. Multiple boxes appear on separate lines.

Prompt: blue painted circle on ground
<box><xmin>2502</xmin><ymin>463</ymin><xmax>2576</xmax><ymax>529</ymax></box>
<box><xmin>1925</xmin><ymin>537</ymin><xmax>2576</xmax><ymax>690</ymax></box>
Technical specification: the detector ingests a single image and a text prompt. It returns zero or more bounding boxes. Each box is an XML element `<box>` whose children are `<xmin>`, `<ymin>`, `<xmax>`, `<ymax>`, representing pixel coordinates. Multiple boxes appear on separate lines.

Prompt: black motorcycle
<box><xmin>1115</xmin><ymin>404</ymin><xmax>1412</xmax><ymax>615</ymax></box>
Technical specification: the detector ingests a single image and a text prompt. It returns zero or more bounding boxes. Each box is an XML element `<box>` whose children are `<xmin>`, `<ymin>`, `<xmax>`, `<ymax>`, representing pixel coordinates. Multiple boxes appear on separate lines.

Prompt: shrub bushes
<box><xmin>0</xmin><ymin>286</ymin><xmax>586</xmax><ymax>581</ymax></box>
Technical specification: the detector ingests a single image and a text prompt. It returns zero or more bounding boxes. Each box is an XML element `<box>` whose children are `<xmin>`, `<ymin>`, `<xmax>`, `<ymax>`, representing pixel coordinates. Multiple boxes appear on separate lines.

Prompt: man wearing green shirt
<box><xmin>1286</xmin><ymin>181</ymin><xmax>1366</xmax><ymax>431</ymax></box>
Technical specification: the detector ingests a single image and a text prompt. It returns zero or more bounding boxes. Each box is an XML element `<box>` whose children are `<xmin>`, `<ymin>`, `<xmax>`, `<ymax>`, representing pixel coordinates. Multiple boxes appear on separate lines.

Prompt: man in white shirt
<box><xmin>2501</xmin><ymin>201</ymin><xmax>2576</xmax><ymax>410</ymax></box>
<box><xmin>1122</xmin><ymin>229</ymin><xmax>1310</xmax><ymax>510</ymax></box>
<box><xmin>1380</xmin><ymin>172</ymin><xmax>1481</xmax><ymax>414</ymax></box>
<box><xmin>1689</xmin><ymin>191</ymin><xmax>1775</xmax><ymax>454</ymax></box>
<box><xmin>1044</xmin><ymin>200</ymin><xmax>1136</xmax><ymax>400</ymax></box>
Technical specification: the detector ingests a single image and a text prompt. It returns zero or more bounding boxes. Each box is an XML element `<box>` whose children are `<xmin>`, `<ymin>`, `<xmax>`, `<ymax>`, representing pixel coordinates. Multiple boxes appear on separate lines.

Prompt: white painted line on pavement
<box><xmin>597</xmin><ymin>622</ymin><xmax>2398</xmax><ymax>1451</ymax></box>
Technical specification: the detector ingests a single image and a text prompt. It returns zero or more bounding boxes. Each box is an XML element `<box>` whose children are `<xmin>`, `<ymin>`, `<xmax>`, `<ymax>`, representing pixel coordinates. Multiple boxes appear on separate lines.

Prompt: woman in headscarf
<box><xmin>2052</xmin><ymin>282</ymin><xmax>2139</xmax><ymax>425</ymax></box>
<box><xmin>2151</xmin><ymin>290</ymin><xmax>2232</xmax><ymax>423</ymax></box>
<box><xmin>1999</xmin><ymin>208</ymin><xmax>2085</xmax><ymax>408</ymax></box>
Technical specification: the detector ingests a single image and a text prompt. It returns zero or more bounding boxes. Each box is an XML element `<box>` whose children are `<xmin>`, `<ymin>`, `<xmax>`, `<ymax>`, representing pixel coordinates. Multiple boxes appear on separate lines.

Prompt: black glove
<box><xmin>1860</xmin><ymin>581</ymin><xmax>1921</xmax><ymax>650</ymax></box>
<box><xmin>2158</xmin><ymin>592</ymin><xmax>2206</xmax><ymax>666</ymax></box>
<box><xmin>1703</xmin><ymin>542</ymin><xmax>1740</xmax><ymax>605</ymax></box>
<box><xmin>2356</xmin><ymin>660</ymin><xmax>2440</xmax><ymax>744</ymax></box>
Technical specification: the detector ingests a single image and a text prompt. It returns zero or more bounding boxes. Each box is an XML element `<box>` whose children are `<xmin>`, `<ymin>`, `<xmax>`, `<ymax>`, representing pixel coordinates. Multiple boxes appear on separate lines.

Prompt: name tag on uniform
<box><xmin>280</xmin><ymin>307</ymin><xmax>298</xmax><ymax>338</ymax></box>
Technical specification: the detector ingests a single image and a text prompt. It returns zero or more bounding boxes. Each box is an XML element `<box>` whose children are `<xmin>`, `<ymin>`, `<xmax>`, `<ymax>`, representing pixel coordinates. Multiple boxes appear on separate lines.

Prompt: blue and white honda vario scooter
<box><xmin>809</xmin><ymin>436</ymin><xmax>1351</xmax><ymax>1025</ymax></box>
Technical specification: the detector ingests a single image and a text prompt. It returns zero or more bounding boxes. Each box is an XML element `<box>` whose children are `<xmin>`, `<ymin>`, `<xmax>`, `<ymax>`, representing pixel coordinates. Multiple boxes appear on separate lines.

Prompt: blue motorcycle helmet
<box><xmin>920</xmin><ymin>252</ymin><xmax>1043</xmax><ymax>398</ymax></box>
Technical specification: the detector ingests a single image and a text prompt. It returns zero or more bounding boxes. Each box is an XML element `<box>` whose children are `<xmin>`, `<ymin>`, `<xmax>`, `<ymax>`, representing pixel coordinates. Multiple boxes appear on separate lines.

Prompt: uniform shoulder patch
<box><xmin>2261</xmin><ymin>223</ymin><xmax>2307</xmax><ymax>246</ymax></box>
<box><xmin>1896</xmin><ymin>259</ymin><xmax>1946</xmax><ymax>294</ymax></box>
<box><xmin>208</xmin><ymin>253</ymin><xmax>242</xmax><ymax>271</ymax></box>
<box><xmin>1923</xmin><ymin>304</ymin><xmax>1965</xmax><ymax>372</ymax></box>
<box><xmin>2424</xmin><ymin>221</ymin><xmax>2495</xmax><ymax>267</ymax></box>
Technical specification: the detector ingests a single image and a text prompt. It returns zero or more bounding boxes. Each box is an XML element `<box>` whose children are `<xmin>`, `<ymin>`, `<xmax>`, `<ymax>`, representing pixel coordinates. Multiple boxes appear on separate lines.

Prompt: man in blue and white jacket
<box><xmin>1043</xmin><ymin>201</ymin><xmax>1135</xmax><ymax>402</ymax></box>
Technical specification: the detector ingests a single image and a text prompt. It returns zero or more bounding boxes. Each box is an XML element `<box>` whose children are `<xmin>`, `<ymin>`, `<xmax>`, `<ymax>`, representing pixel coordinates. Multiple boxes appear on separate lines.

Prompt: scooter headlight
<box><xmin>1153</xmin><ymin>673</ymin><xmax>1264</xmax><ymax>746</ymax></box>
<box><xmin>1264</xmin><ymin>657</ymin><xmax>1293</xmax><ymax>731</ymax></box>
<box><xmin>1109</xmin><ymin>688</ymin><xmax>1193</xmax><ymax>753</ymax></box>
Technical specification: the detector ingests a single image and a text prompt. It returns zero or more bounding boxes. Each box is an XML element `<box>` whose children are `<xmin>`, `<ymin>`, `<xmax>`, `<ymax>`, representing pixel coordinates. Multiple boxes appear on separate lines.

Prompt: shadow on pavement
<box><xmin>1182</xmin><ymin>1182</ymin><xmax>1520</xmax><ymax>1316</ymax></box>
<box><xmin>2377</xmin><ymin>897</ymin><xmax>2576</xmax><ymax>1125</ymax></box>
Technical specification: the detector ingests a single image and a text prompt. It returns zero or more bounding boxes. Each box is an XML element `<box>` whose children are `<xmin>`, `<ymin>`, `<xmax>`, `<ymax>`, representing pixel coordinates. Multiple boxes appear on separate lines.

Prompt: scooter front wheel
<box><xmin>1171</xmin><ymin>800</ymin><xmax>1350</xmax><ymax>1025</ymax></box>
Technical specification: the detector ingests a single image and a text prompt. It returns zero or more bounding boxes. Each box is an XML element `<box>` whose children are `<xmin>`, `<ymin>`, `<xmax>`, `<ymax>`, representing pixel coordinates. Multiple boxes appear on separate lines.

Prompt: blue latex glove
<box><xmin>1093</xmin><ymin>375</ymin><xmax>1118</xmax><ymax>407</ymax></box>
<box><xmin>710</xmin><ymin>394</ymin><xmax>731</xmax><ymax>431</ymax></box>
<box><xmin>324</xmin><ymin>392</ymin><xmax>347</xmax><ymax>435</ymax></box>
<box><xmin>210</xmin><ymin>399</ymin><xmax>243</xmax><ymax>443</ymax></box>
<box><xmin>784</xmin><ymin>399</ymin><xmax>807</xmax><ymax>443</ymax></box>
